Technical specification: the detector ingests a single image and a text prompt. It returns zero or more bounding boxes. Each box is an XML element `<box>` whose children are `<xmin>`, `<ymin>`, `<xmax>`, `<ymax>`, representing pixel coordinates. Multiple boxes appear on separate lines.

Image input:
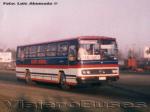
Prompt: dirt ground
<box><xmin>0</xmin><ymin>70</ymin><xmax>149</xmax><ymax>112</ymax></box>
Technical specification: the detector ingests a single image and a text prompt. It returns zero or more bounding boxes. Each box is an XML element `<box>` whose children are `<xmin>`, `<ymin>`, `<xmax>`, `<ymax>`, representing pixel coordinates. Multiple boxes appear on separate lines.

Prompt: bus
<box><xmin>16</xmin><ymin>36</ymin><xmax>119</xmax><ymax>89</ymax></box>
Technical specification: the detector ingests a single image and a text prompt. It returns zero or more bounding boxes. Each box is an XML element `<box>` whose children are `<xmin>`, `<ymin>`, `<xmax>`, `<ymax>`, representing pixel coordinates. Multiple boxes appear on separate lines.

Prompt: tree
<box><xmin>118</xmin><ymin>49</ymin><xmax>125</xmax><ymax>60</ymax></box>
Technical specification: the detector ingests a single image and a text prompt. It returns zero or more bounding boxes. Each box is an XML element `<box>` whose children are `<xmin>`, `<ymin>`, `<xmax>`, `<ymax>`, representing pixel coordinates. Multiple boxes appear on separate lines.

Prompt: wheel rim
<box><xmin>25</xmin><ymin>70</ymin><xmax>32</xmax><ymax>84</ymax></box>
<box><xmin>60</xmin><ymin>74</ymin><xmax>70</xmax><ymax>89</ymax></box>
<box><xmin>60</xmin><ymin>74</ymin><xmax>65</xmax><ymax>85</ymax></box>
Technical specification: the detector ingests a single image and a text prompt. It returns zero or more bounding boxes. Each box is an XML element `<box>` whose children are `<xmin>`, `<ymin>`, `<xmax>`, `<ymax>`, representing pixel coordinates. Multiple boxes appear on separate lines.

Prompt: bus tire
<box><xmin>59</xmin><ymin>72</ymin><xmax>70</xmax><ymax>90</ymax></box>
<box><xmin>25</xmin><ymin>69</ymin><xmax>33</xmax><ymax>85</ymax></box>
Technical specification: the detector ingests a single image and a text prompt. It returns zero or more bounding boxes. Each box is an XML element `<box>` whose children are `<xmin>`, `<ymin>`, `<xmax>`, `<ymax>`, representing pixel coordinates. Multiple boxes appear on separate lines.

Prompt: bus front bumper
<box><xmin>76</xmin><ymin>75</ymin><xmax>119</xmax><ymax>84</ymax></box>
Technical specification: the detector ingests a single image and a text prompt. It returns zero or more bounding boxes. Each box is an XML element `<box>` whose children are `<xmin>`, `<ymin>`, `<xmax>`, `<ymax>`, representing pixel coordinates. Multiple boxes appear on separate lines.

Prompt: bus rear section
<box><xmin>16</xmin><ymin>36</ymin><xmax>119</xmax><ymax>88</ymax></box>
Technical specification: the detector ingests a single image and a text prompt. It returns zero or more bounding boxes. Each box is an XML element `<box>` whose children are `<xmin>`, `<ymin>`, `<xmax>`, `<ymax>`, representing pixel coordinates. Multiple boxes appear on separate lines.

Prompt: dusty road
<box><xmin>0</xmin><ymin>70</ymin><xmax>149</xmax><ymax>112</ymax></box>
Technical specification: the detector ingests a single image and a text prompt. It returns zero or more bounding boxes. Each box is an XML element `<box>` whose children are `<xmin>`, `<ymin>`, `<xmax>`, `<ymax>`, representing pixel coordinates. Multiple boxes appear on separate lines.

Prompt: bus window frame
<box><xmin>68</xmin><ymin>44</ymin><xmax>77</xmax><ymax>61</ymax></box>
<box><xmin>46</xmin><ymin>43</ymin><xmax>58</xmax><ymax>57</ymax></box>
<box><xmin>37</xmin><ymin>45</ymin><xmax>47</xmax><ymax>57</ymax></box>
<box><xmin>57</xmin><ymin>42</ymin><xmax>68</xmax><ymax>57</ymax></box>
<box><xmin>28</xmin><ymin>46</ymin><xmax>37</xmax><ymax>58</ymax></box>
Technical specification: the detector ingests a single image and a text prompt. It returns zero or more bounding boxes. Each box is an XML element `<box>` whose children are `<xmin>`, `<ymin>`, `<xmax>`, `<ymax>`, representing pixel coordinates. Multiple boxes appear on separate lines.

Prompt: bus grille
<box><xmin>82</xmin><ymin>69</ymin><xmax>117</xmax><ymax>75</ymax></box>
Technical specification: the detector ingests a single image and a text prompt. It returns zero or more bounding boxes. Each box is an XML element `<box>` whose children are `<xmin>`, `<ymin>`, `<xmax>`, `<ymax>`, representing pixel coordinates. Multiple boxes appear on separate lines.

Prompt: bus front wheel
<box><xmin>59</xmin><ymin>73</ymin><xmax>70</xmax><ymax>90</ymax></box>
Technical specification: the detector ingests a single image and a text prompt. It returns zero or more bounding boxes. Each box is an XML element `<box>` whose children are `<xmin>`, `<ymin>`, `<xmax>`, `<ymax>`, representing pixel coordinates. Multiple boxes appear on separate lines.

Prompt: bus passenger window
<box><xmin>46</xmin><ymin>44</ymin><xmax>57</xmax><ymax>56</ymax></box>
<box><xmin>57</xmin><ymin>43</ymin><xmax>68</xmax><ymax>56</ymax></box>
<box><xmin>17</xmin><ymin>48</ymin><xmax>21</xmax><ymax>58</ymax></box>
<box><xmin>37</xmin><ymin>45</ymin><xmax>46</xmax><ymax>57</ymax></box>
<box><xmin>17</xmin><ymin>47</ymin><xmax>25</xmax><ymax>60</ymax></box>
<box><xmin>68</xmin><ymin>45</ymin><xmax>77</xmax><ymax>61</ymax></box>
<box><xmin>24</xmin><ymin>47</ymin><xmax>29</xmax><ymax>58</ymax></box>
<box><xmin>29</xmin><ymin>46</ymin><xmax>37</xmax><ymax>58</ymax></box>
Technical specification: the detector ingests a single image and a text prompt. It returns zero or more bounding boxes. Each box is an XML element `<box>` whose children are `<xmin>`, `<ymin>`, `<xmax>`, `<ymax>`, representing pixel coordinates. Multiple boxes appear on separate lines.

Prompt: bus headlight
<box><xmin>86</xmin><ymin>70</ymin><xmax>91</xmax><ymax>74</ymax></box>
<box><xmin>82</xmin><ymin>70</ymin><xmax>91</xmax><ymax>75</ymax></box>
<box><xmin>82</xmin><ymin>70</ymin><xmax>87</xmax><ymax>75</ymax></box>
<box><xmin>112</xmin><ymin>70</ymin><xmax>118</xmax><ymax>74</ymax></box>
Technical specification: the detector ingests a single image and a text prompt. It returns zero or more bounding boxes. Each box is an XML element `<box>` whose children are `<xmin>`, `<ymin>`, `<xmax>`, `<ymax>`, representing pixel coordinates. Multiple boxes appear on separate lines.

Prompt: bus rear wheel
<box><xmin>60</xmin><ymin>73</ymin><xmax>71</xmax><ymax>90</ymax></box>
<box><xmin>25</xmin><ymin>69</ymin><xmax>33</xmax><ymax>85</ymax></box>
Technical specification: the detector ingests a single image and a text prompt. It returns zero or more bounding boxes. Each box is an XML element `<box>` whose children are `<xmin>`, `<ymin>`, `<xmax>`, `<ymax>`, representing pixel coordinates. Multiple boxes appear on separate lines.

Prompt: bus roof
<box><xmin>17</xmin><ymin>36</ymin><xmax>116</xmax><ymax>47</ymax></box>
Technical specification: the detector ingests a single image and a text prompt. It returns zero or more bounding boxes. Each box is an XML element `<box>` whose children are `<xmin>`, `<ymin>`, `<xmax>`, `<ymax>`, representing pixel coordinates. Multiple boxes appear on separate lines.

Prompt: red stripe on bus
<box><xmin>17</xmin><ymin>76</ymin><xmax>77</xmax><ymax>85</ymax></box>
<box><xmin>65</xmin><ymin>82</ymin><xmax>77</xmax><ymax>86</ymax></box>
<box><xmin>31</xmin><ymin>78</ymin><xmax>59</xmax><ymax>84</ymax></box>
<box><xmin>16</xmin><ymin>71</ymin><xmax>25</xmax><ymax>73</ymax></box>
<box><xmin>16</xmin><ymin>64</ymin><xmax>118</xmax><ymax>68</ymax></box>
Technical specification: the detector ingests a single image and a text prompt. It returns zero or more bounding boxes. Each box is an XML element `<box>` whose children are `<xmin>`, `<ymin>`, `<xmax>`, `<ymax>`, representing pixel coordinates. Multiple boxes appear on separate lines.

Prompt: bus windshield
<box><xmin>100</xmin><ymin>39</ymin><xmax>118</xmax><ymax>60</ymax></box>
<box><xmin>78</xmin><ymin>39</ymin><xmax>118</xmax><ymax>61</ymax></box>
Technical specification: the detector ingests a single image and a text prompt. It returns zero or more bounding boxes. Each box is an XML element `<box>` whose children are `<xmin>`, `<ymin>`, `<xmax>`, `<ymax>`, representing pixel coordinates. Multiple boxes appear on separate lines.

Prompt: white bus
<box><xmin>16</xmin><ymin>36</ymin><xmax>119</xmax><ymax>89</ymax></box>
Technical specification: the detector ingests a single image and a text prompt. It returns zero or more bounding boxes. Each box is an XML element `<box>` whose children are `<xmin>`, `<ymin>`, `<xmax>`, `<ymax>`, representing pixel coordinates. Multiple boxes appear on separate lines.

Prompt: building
<box><xmin>0</xmin><ymin>52</ymin><xmax>12</xmax><ymax>63</ymax></box>
<box><xmin>0</xmin><ymin>52</ymin><xmax>14</xmax><ymax>70</ymax></box>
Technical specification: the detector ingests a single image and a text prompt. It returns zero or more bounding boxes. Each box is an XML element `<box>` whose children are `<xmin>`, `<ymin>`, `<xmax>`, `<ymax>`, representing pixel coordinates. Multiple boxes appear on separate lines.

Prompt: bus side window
<box><xmin>17</xmin><ymin>47</ymin><xmax>25</xmax><ymax>60</ymax></box>
<box><xmin>57</xmin><ymin>42</ymin><xmax>68</xmax><ymax>56</ymax></box>
<box><xmin>68</xmin><ymin>45</ymin><xmax>77</xmax><ymax>61</ymax></box>
<box><xmin>17</xmin><ymin>47</ymin><xmax>21</xmax><ymax>59</ymax></box>
<box><xmin>29</xmin><ymin>46</ymin><xmax>37</xmax><ymax>58</ymax></box>
<box><xmin>46</xmin><ymin>44</ymin><xmax>57</xmax><ymax>56</ymax></box>
<box><xmin>37</xmin><ymin>45</ymin><xmax>46</xmax><ymax>57</ymax></box>
<box><xmin>24</xmin><ymin>47</ymin><xmax>29</xmax><ymax>58</ymax></box>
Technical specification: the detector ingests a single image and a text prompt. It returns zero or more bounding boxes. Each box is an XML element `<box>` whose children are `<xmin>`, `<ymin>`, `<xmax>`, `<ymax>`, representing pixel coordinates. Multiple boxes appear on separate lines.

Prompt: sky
<box><xmin>0</xmin><ymin>0</ymin><xmax>150</xmax><ymax>54</ymax></box>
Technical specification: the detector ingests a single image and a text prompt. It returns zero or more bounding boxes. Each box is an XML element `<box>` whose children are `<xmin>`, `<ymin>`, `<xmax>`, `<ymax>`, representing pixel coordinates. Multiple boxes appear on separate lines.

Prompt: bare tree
<box><xmin>118</xmin><ymin>49</ymin><xmax>125</xmax><ymax>60</ymax></box>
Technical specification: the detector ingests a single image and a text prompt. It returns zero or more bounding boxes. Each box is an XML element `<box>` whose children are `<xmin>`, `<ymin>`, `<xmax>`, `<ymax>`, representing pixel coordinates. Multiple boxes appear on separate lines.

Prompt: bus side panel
<box><xmin>16</xmin><ymin>66</ymin><xmax>78</xmax><ymax>85</ymax></box>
